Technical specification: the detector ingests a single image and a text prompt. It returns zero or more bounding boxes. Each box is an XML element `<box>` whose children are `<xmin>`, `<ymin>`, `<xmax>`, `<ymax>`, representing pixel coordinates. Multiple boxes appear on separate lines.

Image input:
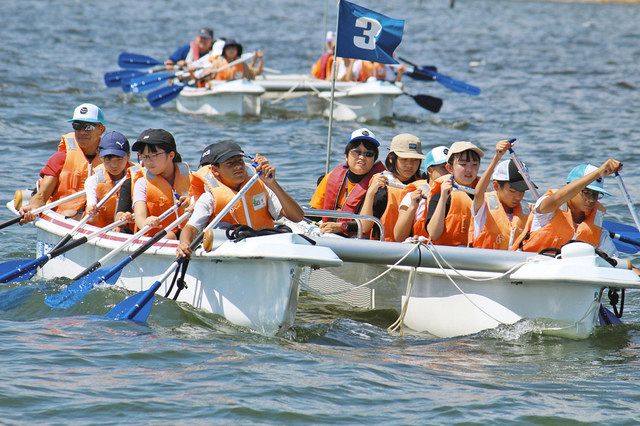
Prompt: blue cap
<box><xmin>99</xmin><ymin>131</ymin><xmax>130</xmax><ymax>157</ymax></box>
<box><xmin>423</xmin><ymin>145</ymin><xmax>449</xmax><ymax>171</ymax></box>
<box><xmin>566</xmin><ymin>163</ymin><xmax>611</xmax><ymax>196</ymax></box>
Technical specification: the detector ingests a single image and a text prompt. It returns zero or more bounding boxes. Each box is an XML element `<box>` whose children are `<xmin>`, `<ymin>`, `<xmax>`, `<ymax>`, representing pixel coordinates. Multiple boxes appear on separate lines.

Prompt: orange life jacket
<box><xmin>207</xmin><ymin>177</ymin><xmax>274</xmax><ymax>229</ymax></box>
<box><xmin>413</xmin><ymin>176</ymin><xmax>477</xmax><ymax>246</ymax></box>
<box><xmin>189</xmin><ymin>166</ymin><xmax>221</xmax><ymax>200</ymax></box>
<box><xmin>511</xmin><ymin>189</ymin><xmax>604</xmax><ymax>252</ymax></box>
<box><xmin>356</xmin><ymin>61</ymin><xmax>373</xmax><ymax>82</ymax></box>
<box><xmin>470</xmin><ymin>191</ymin><xmax>528</xmax><ymax>250</ymax></box>
<box><xmin>375</xmin><ymin>185</ymin><xmax>405</xmax><ymax>242</ymax></box>
<box><xmin>88</xmin><ymin>163</ymin><xmax>139</xmax><ymax>228</ymax></box>
<box><xmin>132</xmin><ymin>162</ymin><xmax>191</xmax><ymax>235</ymax></box>
<box><xmin>312</xmin><ymin>53</ymin><xmax>334</xmax><ymax>80</ymax></box>
<box><xmin>215</xmin><ymin>60</ymin><xmax>245</xmax><ymax>81</ymax></box>
<box><xmin>50</xmin><ymin>132</ymin><xmax>102</xmax><ymax>215</ymax></box>
<box><xmin>322</xmin><ymin>162</ymin><xmax>386</xmax><ymax>215</ymax></box>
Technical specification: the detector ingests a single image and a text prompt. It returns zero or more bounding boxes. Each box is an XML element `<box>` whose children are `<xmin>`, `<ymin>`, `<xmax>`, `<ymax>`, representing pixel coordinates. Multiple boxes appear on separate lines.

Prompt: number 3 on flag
<box><xmin>353</xmin><ymin>17</ymin><xmax>382</xmax><ymax>50</ymax></box>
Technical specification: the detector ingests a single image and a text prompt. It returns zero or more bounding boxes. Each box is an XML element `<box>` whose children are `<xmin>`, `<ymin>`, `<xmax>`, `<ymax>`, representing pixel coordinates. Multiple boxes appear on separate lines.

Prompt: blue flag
<box><xmin>335</xmin><ymin>0</ymin><xmax>404</xmax><ymax>65</ymax></box>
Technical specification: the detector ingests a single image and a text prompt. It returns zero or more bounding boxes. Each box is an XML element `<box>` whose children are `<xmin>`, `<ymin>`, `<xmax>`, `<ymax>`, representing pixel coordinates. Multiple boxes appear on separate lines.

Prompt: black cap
<box><xmin>222</xmin><ymin>39</ymin><xmax>243</xmax><ymax>57</ymax></box>
<box><xmin>204</xmin><ymin>140</ymin><xmax>244</xmax><ymax>165</ymax></box>
<box><xmin>198</xmin><ymin>27</ymin><xmax>214</xmax><ymax>39</ymax></box>
<box><xmin>132</xmin><ymin>129</ymin><xmax>182</xmax><ymax>162</ymax></box>
<box><xmin>493</xmin><ymin>159</ymin><xmax>535</xmax><ymax>192</ymax></box>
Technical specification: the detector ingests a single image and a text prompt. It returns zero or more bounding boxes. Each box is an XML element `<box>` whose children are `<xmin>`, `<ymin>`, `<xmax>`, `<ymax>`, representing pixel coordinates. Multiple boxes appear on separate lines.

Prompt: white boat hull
<box><xmin>299</xmin><ymin>232</ymin><xmax>639</xmax><ymax>339</ymax></box>
<box><xmin>176</xmin><ymin>79</ymin><xmax>265</xmax><ymax>116</ymax></box>
<box><xmin>29</xmin><ymin>210</ymin><xmax>341</xmax><ymax>335</ymax></box>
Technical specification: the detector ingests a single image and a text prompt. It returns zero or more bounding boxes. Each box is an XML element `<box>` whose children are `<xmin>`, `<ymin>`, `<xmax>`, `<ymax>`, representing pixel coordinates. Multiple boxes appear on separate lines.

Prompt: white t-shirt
<box><xmin>187</xmin><ymin>187</ymin><xmax>283</xmax><ymax>232</ymax></box>
<box><xmin>133</xmin><ymin>178</ymin><xmax>149</xmax><ymax>205</ymax></box>
<box><xmin>530</xmin><ymin>195</ymin><xmax>618</xmax><ymax>256</ymax></box>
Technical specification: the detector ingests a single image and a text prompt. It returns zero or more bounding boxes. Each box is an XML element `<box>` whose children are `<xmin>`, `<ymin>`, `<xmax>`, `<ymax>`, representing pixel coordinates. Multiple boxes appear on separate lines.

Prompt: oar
<box><xmin>0</xmin><ymin>218</ymin><xmax>127</xmax><ymax>284</ymax></box>
<box><xmin>146</xmin><ymin>53</ymin><xmax>256</xmax><ymax>108</ymax></box>
<box><xmin>44</xmin><ymin>204</ymin><xmax>181</xmax><ymax>309</ymax></box>
<box><xmin>118</xmin><ymin>52</ymin><xmax>163</xmax><ymax>69</ymax></box>
<box><xmin>104</xmin><ymin>70</ymin><xmax>145</xmax><ymax>88</ymax></box>
<box><xmin>50</xmin><ymin>178</ymin><xmax>126</xmax><ymax>252</ymax></box>
<box><xmin>106</xmin><ymin>172</ymin><xmax>262</xmax><ymax>322</ymax></box>
<box><xmin>406</xmin><ymin>65</ymin><xmax>438</xmax><ymax>82</ymax></box>
<box><xmin>403</xmin><ymin>92</ymin><xmax>443</xmax><ymax>113</ymax></box>
<box><xmin>123</xmin><ymin>71</ymin><xmax>188</xmax><ymax>93</ymax></box>
<box><xmin>398</xmin><ymin>56</ymin><xmax>481</xmax><ymax>96</ymax></box>
<box><xmin>614</xmin><ymin>172</ymin><xmax>640</xmax><ymax>232</ymax></box>
<box><xmin>508</xmin><ymin>139</ymin><xmax>541</xmax><ymax>200</ymax></box>
<box><xmin>0</xmin><ymin>190</ymin><xmax>86</xmax><ymax>231</ymax></box>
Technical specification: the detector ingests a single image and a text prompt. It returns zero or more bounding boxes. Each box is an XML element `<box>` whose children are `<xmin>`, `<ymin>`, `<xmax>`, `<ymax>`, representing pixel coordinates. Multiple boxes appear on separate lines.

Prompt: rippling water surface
<box><xmin>1</xmin><ymin>0</ymin><xmax>640</xmax><ymax>423</ymax></box>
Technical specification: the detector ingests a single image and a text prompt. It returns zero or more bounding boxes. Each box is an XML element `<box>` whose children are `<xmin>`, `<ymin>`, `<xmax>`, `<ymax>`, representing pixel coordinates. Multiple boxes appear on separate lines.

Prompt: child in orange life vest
<box><xmin>201</xmin><ymin>40</ymin><xmax>263</xmax><ymax>83</ymax></box>
<box><xmin>84</xmin><ymin>131</ymin><xmax>136</xmax><ymax>229</ymax></box>
<box><xmin>394</xmin><ymin>145</ymin><xmax>449</xmax><ymax>242</ymax></box>
<box><xmin>131</xmin><ymin>129</ymin><xmax>192</xmax><ymax>239</ymax></box>
<box><xmin>470</xmin><ymin>140</ymin><xmax>531</xmax><ymax>250</ymax></box>
<box><xmin>176</xmin><ymin>141</ymin><xmax>304</xmax><ymax>259</ymax></box>
<box><xmin>424</xmin><ymin>141</ymin><xmax>484</xmax><ymax>246</ymax></box>
<box><xmin>359</xmin><ymin>133</ymin><xmax>426</xmax><ymax>241</ymax></box>
<box><xmin>512</xmin><ymin>160</ymin><xmax>622</xmax><ymax>255</ymax></box>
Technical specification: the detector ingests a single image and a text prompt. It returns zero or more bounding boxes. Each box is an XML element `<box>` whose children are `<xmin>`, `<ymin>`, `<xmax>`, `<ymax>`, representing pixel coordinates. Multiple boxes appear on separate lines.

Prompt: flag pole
<box><xmin>324</xmin><ymin>1</ymin><xmax>341</xmax><ymax>175</ymax></box>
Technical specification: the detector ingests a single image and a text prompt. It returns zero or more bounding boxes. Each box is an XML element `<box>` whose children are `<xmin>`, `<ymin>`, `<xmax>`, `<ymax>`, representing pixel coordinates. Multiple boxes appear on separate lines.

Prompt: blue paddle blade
<box><xmin>105</xmin><ymin>281</ymin><xmax>161</xmax><ymax>321</ymax></box>
<box><xmin>611</xmin><ymin>239</ymin><xmax>638</xmax><ymax>255</ymax></box>
<box><xmin>123</xmin><ymin>72</ymin><xmax>176</xmax><ymax>93</ymax></box>
<box><xmin>118</xmin><ymin>52</ymin><xmax>163</xmax><ymax>69</ymax></box>
<box><xmin>147</xmin><ymin>84</ymin><xmax>185</xmax><ymax>108</ymax></box>
<box><xmin>0</xmin><ymin>257</ymin><xmax>44</xmax><ymax>284</ymax></box>
<box><xmin>45</xmin><ymin>265</ymin><xmax>122</xmax><ymax>309</ymax></box>
<box><xmin>104</xmin><ymin>70</ymin><xmax>144</xmax><ymax>87</ymax></box>
<box><xmin>603</xmin><ymin>220</ymin><xmax>639</xmax><ymax>235</ymax></box>
<box><xmin>410</xmin><ymin>66</ymin><xmax>480</xmax><ymax>96</ymax></box>
<box><xmin>0</xmin><ymin>285</ymin><xmax>36</xmax><ymax>311</ymax></box>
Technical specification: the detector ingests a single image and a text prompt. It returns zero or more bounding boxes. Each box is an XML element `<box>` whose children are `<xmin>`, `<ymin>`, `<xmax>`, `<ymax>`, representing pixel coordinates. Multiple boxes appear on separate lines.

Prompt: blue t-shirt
<box><xmin>168</xmin><ymin>43</ymin><xmax>190</xmax><ymax>62</ymax></box>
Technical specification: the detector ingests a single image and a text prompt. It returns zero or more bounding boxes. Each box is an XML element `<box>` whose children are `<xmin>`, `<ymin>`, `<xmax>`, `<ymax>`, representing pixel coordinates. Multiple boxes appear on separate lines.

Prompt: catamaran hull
<box><xmin>29</xmin><ymin>210</ymin><xmax>341</xmax><ymax>336</ymax></box>
<box><xmin>303</xmin><ymin>235</ymin><xmax>639</xmax><ymax>339</ymax></box>
<box><xmin>176</xmin><ymin>80</ymin><xmax>265</xmax><ymax>116</ymax></box>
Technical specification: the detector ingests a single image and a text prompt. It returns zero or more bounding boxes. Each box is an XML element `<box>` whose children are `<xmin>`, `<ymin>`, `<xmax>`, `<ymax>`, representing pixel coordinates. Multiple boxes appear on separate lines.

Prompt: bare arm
<box><xmin>358</xmin><ymin>174</ymin><xmax>387</xmax><ymax>235</ymax></box>
<box><xmin>473</xmin><ymin>140</ymin><xmax>510</xmax><ymax>214</ymax></box>
<box><xmin>537</xmin><ymin>158</ymin><xmax>622</xmax><ymax>214</ymax></box>
<box><xmin>176</xmin><ymin>224</ymin><xmax>198</xmax><ymax>259</ymax></box>
<box><xmin>19</xmin><ymin>175</ymin><xmax>59</xmax><ymax>223</ymax></box>
<box><xmin>394</xmin><ymin>190</ymin><xmax>422</xmax><ymax>241</ymax></box>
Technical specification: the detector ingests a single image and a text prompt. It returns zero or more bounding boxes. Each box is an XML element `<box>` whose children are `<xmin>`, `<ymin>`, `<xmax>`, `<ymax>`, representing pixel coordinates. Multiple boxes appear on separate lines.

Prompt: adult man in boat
<box><xmin>130</xmin><ymin>129</ymin><xmax>191</xmax><ymax>239</ymax></box>
<box><xmin>512</xmin><ymin>160</ymin><xmax>622</xmax><ymax>255</ymax></box>
<box><xmin>164</xmin><ymin>27</ymin><xmax>224</xmax><ymax>68</ymax></box>
<box><xmin>311</xmin><ymin>31</ymin><xmax>335</xmax><ymax>80</ymax></box>
<box><xmin>470</xmin><ymin>140</ymin><xmax>530</xmax><ymax>250</ymax></box>
<box><xmin>309</xmin><ymin>128</ymin><xmax>386</xmax><ymax>237</ymax></box>
<box><xmin>19</xmin><ymin>103</ymin><xmax>106</xmax><ymax>223</ymax></box>
<box><xmin>176</xmin><ymin>140</ymin><xmax>304</xmax><ymax>259</ymax></box>
<box><xmin>84</xmin><ymin>131</ymin><xmax>137</xmax><ymax>229</ymax></box>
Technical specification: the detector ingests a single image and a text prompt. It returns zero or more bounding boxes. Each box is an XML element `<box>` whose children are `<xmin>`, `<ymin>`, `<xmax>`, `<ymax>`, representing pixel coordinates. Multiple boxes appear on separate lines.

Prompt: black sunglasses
<box><xmin>72</xmin><ymin>121</ymin><xmax>97</xmax><ymax>131</ymax></box>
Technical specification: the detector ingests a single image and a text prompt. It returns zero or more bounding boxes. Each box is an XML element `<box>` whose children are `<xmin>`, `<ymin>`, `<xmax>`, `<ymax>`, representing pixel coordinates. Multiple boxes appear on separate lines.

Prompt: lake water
<box><xmin>0</xmin><ymin>0</ymin><xmax>639</xmax><ymax>423</ymax></box>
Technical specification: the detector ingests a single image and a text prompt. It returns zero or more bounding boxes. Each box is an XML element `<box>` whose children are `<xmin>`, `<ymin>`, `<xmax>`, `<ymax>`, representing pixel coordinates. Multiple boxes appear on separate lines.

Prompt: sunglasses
<box><xmin>581</xmin><ymin>189</ymin><xmax>604</xmax><ymax>200</ymax></box>
<box><xmin>72</xmin><ymin>121</ymin><xmax>97</xmax><ymax>131</ymax></box>
<box><xmin>349</xmin><ymin>148</ymin><xmax>376</xmax><ymax>158</ymax></box>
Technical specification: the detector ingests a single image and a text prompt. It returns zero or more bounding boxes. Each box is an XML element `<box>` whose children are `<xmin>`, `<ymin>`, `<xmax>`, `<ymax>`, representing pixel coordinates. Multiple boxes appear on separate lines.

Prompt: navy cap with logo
<box><xmin>206</xmin><ymin>140</ymin><xmax>245</xmax><ymax>165</ymax></box>
<box><xmin>99</xmin><ymin>131</ymin><xmax>130</xmax><ymax>157</ymax></box>
<box><xmin>349</xmin><ymin>128</ymin><xmax>379</xmax><ymax>147</ymax></box>
<box><xmin>198</xmin><ymin>27</ymin><xmax>214</xmax><ymax>39</ymax></box>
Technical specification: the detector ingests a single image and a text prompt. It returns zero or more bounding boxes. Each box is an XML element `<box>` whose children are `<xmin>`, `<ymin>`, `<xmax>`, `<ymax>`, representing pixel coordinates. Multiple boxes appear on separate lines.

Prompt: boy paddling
<box><xmin>470</xmin><ymin>140</ymin><xmax>531</xmax><ymax>250</ymax></box>
<box><xmin>513</xmin><ymin>160</ymin><xmax>622</xmax><ymax>254</ymax></box>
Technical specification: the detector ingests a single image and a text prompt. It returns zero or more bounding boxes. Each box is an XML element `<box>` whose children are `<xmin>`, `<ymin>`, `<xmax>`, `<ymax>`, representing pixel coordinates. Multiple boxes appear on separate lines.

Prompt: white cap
<box><xmin>349</xmin><ymin>128</ymin><xmax>379</xmax><ymax>147</ymax></box>
<box><xmin>67</xmin><ymin>103</ymin><xmax>106</xmax><ymax>124</ymax></box>
<box><xmin>326</xmin><ymin>31</ymin><xmax>335</xmax><ymax>42</ymax></box>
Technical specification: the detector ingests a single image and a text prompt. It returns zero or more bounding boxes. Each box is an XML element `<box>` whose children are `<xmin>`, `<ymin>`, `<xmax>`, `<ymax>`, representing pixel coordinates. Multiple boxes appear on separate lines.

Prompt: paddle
<box><xmin>146</xmin><ymin>53</ymin><xmax>256</xmax><ymax>108</ymax></box>
<box><xmin>44</xmin><ymin>204</ymin><xmax>181</xmax><ymax>309</ymax></box>
<box><xmin>0</xmin><ymin>218</ymin><xmax>127</xmax><ymax>284</ymax></box>
<box><xmin>398</xmin><ymin>56</ymin><xmax>481</xmax><ymax>96</ymax></box>
<box><xmin>104</xmin><ymin>70</ymin><xmax>145</xmax><ymax>88</ymax></box>
<box><xmin>123</xmin><ymin>71</ymin><xmax>189</xmax><ymax>94</ymax></box>
<box><xmin>50</xmin><ymin>177</ymin><xmax>126</xmax><ymax>252</ymax></box>
<box><xmin>0</xmin><ymin>190</ymin><xmax>86</xmax><ymax>231</ymax></box>
<box><xmin>118</xmin><ymin>52</ymin><xmax>163</xmax><ymax>69</ymax></box>
<box><xmin>615</xmin><ymin>172</ymin><xmax>640</xmax><ymax>231</ymax></box>
<box><xmin>403</xmin><ymin>92</ymin><xmax>443</xmax><ymax>113</ymax></box>
<box><xmin>105</xmin><ymin>172</ymin><xmax>262</xmax><ymax>322</ymax></box>
<box><xmin>406</xmin><ymin>65</ymin><xmax>438</xmax><ymax>82</ymax></box>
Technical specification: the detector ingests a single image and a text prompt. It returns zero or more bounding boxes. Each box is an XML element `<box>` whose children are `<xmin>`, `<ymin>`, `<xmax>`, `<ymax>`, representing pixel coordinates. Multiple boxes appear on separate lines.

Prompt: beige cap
<box><xmin>446</xmin><ymin>141</ymin><xmax>484</xmax><ymax>162</ymax></box>
<box><xmin>389</xmin><ymin>133</ymin><xmax>425</xmax><ymax>160</ymax></box>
